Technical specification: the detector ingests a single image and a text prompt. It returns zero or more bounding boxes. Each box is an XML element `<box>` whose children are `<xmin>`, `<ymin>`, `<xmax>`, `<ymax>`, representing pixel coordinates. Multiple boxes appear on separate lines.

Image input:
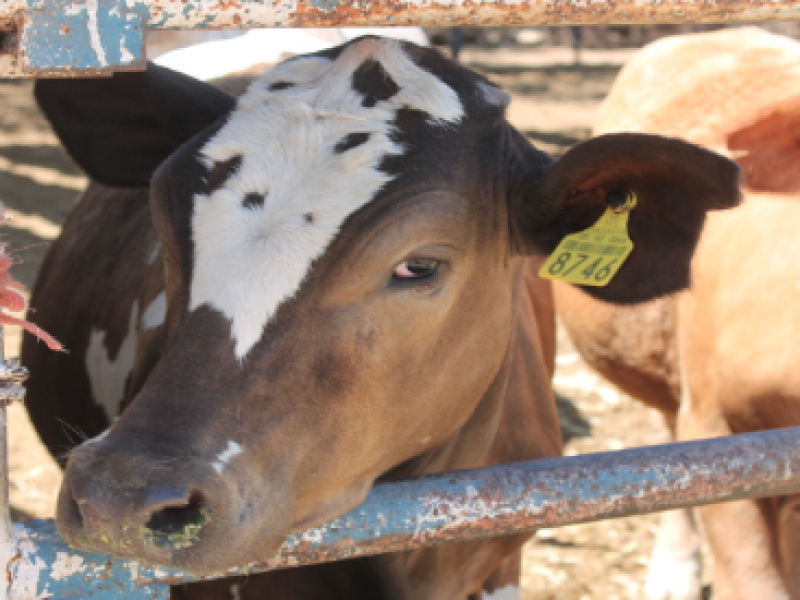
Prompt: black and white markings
<box><xmin>190</xmin><ymin>38</ymin><xmax>465</xmax><ymax>360</ymax></box>
<box><xmin>333</xmin><ymin>132</ymin><xmax>371</xmax><ymax>154</ymax></box>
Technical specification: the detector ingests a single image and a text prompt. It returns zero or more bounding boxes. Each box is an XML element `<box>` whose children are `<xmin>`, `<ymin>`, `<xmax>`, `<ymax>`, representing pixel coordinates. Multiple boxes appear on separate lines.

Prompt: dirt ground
<box><xmin>0</xmin><ymin>44</ymin><xmax>711</xmax><ymax>598</ymax></box>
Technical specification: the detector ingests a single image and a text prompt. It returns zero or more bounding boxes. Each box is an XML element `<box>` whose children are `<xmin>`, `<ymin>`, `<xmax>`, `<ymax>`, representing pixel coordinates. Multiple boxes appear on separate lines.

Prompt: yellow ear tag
<box><xmin>539</xmin><ymin>191</ymin><xmax>636</xmax><ymax>287</ymax></box>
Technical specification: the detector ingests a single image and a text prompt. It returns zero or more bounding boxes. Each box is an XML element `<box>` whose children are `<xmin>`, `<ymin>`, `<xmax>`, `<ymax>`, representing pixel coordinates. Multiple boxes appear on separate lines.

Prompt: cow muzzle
<box><xmin>56</xmin><ymin>439</ymin><xmax>295</xmax><ymax>574</ymax></box>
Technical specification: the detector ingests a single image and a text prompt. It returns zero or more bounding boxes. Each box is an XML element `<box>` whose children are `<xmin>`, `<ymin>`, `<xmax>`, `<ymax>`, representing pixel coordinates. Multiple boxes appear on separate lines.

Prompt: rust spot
<box><xmin>0</xmin><ymin>29</ymin><xmax>17</xmax><ymax>57</ymax></box>
<box><xmin>59</xmin><ymin>24</ymin><xmax>71</xmax><ymax>35</ymax></box>
<box><xmin>209</xmin><ymin>0</ymin><xmax>243</xmax><ymax>9</ymax></box>
<box><xmin>269</xmin><ymin>0</ymin><xmax>790</xmax><ymax>28</ymax></box>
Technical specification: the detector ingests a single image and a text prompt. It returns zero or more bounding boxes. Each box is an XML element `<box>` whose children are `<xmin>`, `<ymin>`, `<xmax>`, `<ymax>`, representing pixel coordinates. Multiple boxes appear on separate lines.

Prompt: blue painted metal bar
<box><xmin>19</xmin><ymin>0</ymin><xmax>145</xmax><ymax>75</ymax></box>
<box><xmin>9</xmin><ymin>521</ymin><xmax>169</xmax><ymax>599</ymax></box>
<box><xmin>7</xmin><ymin>427</ymin><xmax>800</xmax><ymax>597</ymax></box>
<box><xmin>3</xmin><ymin>0</ymin><xmax>800</xmax><ymax>75</ymax></box>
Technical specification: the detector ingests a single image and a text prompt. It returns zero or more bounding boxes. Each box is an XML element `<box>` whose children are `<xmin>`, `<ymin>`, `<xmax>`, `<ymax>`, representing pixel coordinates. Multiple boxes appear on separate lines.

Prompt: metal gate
<box><xmin>3</xmin><ymin>0</ymin><xmax>800</xmax><ymax>77</ymax></box>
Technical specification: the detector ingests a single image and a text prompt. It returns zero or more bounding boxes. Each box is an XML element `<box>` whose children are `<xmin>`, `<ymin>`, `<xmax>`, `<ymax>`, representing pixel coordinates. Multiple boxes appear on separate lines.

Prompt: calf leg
<box><xmin>642</xmin><ymin>409</ymin><xmax>703</xmax><ymax>600</ymax></box>
<box><xmin>699</xmin><ymin>499</ymin><xmax>789</xmax><ymax>600</ymax></box>
<box><xmin>777</xmin><ymin>495</ymin><xmax>800</xmax><ymax>597</ymax></box>
<box><xmin>677</xmin><ymin>385</ymin><xmax>791</xmax><ymax>599</ymax></box>
<box><xmin>645</xmin><ymin>508</ymin><xmax>703</xmax><ymax>600</ymax></box>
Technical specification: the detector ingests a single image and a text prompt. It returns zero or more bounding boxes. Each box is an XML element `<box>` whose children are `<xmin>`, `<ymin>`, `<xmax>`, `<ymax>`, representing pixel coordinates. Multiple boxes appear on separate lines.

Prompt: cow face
<box><xmin>35</xmin><ymin>36</ymin><xmax>741</xmax><ymax>574</ymax></box>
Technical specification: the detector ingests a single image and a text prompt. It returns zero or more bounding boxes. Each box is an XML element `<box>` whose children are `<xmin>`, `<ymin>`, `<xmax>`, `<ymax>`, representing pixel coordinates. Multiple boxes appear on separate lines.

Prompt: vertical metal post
<box><xmin>0</xmin><ymin>203</ymin><xmax>28</xmax><ymax>600</ymax></box>
<box><xmin>0</xmin><ymin>322</ymin><xmax>8</xmax><ymax>600</ymax></box>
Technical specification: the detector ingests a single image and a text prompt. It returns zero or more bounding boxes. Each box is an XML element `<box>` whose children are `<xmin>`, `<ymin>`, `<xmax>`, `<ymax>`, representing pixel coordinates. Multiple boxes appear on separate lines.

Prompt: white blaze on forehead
<box><xmin>190</xmin><ymin>38</ymin><xmax>464</xmax><ymax>359</ymax></box>
<box><xmin>212</xmin><ymin>441</ymin><xmax>244</xmax><ymax>474</ymax></box>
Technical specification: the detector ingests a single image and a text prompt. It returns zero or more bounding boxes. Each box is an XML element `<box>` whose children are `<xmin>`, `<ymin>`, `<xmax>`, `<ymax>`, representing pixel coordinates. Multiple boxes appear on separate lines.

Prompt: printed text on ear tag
<box><xmin>539</xmin><ymin>195</ymin><xmax>635</xmax><ymax>287</ymax></box>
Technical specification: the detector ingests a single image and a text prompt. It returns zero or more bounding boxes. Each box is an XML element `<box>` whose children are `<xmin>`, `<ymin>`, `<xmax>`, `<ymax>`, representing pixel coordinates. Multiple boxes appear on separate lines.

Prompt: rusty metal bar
<box><xmin>0</xmin><ymin>306</ymin><xmax>8</xmax><ymax>600</ymax></box>
<box><xmin>0</xmin><ymin>211</ymin><xmax>30</xmax><ymax>600</ymax></box>
<box><xmin>77</xmin><ymin>0</ymin><xmax>800</xmax><ymax>30</ymax></box>
<box><xmin>3</xmin><ymin>0</ymin><xmax>800</xmax><ymax>76</ymax></box>
<box><xmin>8</xmin><ymin>427</ymin><xmax>800</xmax><ymax>596</ymax></box>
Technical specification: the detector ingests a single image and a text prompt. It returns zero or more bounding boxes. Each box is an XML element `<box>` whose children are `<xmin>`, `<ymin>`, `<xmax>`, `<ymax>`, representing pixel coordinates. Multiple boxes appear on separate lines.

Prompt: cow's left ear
<box><xmin>515</xmin><ymin>133</ymin><xmax>742</xmax><ymax>303</ymax></box>
<box><xmin>35</xmin><ymin>63</ymin><xmax>236</xmax><ymax>188</ymax></box>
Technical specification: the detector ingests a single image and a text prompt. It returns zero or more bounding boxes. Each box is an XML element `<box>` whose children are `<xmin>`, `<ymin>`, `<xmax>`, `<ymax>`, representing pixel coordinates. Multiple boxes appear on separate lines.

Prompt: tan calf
<box><xmin>557</xmin><ymin>27</ymin><xmax>800</xmax><ymax>600</ymax></box>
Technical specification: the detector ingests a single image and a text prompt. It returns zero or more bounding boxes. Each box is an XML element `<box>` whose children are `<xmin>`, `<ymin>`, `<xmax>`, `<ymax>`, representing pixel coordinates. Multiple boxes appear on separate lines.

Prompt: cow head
<box><xmin>35</xmin><ymin>37</ymin><xmax>741</xmax><ymax>574</ymax></box>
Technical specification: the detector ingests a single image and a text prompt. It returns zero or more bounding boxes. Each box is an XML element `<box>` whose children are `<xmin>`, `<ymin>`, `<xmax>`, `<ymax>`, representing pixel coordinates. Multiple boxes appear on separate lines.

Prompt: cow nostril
<box><xmin>144</xmin><ymin>491</ymin><xmax>210</xmax><ymax>549</ymax></box>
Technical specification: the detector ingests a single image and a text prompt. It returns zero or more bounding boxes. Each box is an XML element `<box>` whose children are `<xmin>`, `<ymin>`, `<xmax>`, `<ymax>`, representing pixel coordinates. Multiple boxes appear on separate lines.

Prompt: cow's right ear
<box><xmin>35</xmin><ymin>63</ymin><xmax>236</xmax><ymax>188</ymax></box>
<box><xmin>513</xmin><ymin>133</ymin><xmax>742</xmax><ymax>304</ymax></box>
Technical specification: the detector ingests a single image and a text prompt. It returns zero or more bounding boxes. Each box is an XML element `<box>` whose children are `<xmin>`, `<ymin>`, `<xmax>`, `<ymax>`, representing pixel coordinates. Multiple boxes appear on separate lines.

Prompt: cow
<box><xmin>555</xmin><ymin>27</ymin><xmax>800</xmax><ymax>600</ymax></box>
<box><xmin>23</xmin><ymin>36</ymin><xmax>740</xmax><ymax>599</ymax></box>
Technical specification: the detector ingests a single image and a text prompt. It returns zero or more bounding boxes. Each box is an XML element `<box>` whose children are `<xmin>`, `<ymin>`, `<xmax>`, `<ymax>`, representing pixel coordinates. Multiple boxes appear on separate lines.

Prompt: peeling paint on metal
<box><xmin>7</xmin><ymin>522</ymin><xmax>170</xmax><ymax>598</ymax></box>
<box><xmin>311</xmin><ymin>0</ymin><xmax>340</xmax><ymax>11</ymax></box>
<box><xmin>50</xmin><ymin>551</ymin><xmax>85</xmax><ymax>580</ymax></box>
<box><xmin>85</xmin><ymin>0</ymin><xmax>107</xmax><ymax>66</ymax></box>
<box><xmin>3</xmin><ymin>426</ymin><xmax>800</xmax><ymax>600</ymax></box>
<box><xmin>119</xmin><ymin>37</ymin><xmax>134</xmax><ymax>63</ymax></box>
<box><xmin>6</xmin><ymin>428</ymin><xmax>800</xmax><ymax>597</ymax></box>
<box><xmin>5</xmin><ymin>0</ymin><xmax>800</xmax><ymax>76</ymax></box>
<box><xmin>7</xmin><ymin>0</ymin><xmax>145</xmax><ymax>76</ymax></box>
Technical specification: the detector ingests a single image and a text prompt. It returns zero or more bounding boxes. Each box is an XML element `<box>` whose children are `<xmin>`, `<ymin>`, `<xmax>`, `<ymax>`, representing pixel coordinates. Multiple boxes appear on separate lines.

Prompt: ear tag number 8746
<box><xmin>539</xmin><ymin>191</ymin><xmax>636</xmax><ymax>287</ymax></box>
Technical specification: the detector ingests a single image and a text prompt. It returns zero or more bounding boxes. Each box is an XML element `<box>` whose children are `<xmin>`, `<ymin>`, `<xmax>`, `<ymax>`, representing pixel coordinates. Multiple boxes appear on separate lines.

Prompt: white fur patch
<box><xmin>147</xmin><ymin>240</ymin><xmax>161</xmax><ymax>265</ymax></box>
<box><xmin>483</xmin><ymin>584</ymin><xmax>521</xmax><ymax>600</ymax></box>
<box><xmin>190</xmin><ymin>38</ymin><xmax>464</xmax><ymax>359</ymax></box>
<box><xmin>142</xmin><ymin>291</ymin><xmax>167</xmax><ymax>330</ymax></box>
<box><xmin>212</xmin><ymin>441</ymin><xmax>243</xmax><ymax>474</ymax></box>
<box><xmin>645</xmin><ymin>510</ymin><xmax>702</xmax><ymax>600</ymax></box>
<box><xmin>86</xmin><ymin>302</ymin><xmax>138</xmax><ymax>420</ymax></box>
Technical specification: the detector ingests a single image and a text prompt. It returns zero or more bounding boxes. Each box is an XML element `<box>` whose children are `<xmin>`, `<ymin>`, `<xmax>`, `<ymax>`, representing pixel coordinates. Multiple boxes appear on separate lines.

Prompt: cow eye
<box><xmin>393</xmin><ymin>259</ymin><xmax>440</xmax><ymax>280</ymax></box>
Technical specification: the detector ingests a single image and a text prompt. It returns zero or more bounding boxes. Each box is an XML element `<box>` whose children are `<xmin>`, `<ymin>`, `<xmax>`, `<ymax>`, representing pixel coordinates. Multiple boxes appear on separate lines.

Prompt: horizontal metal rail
<box><xmin>8</xmin><ymin>426</ymin><xmax>800</xmax><ymax>599</ymax></box>
<box><xmin>3</xmin><ymin>0</ymin><xmax>800</xmax><ymax>76</ymax></box>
